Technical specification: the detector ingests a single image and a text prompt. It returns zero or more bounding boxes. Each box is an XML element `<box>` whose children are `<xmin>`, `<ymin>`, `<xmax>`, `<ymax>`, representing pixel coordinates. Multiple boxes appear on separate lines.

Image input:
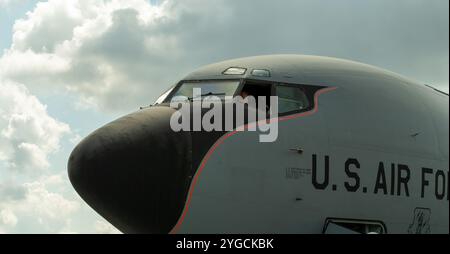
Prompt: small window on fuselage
<box><xmin>276</xmin><ymin>85</ymin><xmax>310</xmax><ymax>115</ymax></box>
<box><xmin>323</xmin><ymin>218</ymin><xmax>387</xmax><ymax>234</ymax></box>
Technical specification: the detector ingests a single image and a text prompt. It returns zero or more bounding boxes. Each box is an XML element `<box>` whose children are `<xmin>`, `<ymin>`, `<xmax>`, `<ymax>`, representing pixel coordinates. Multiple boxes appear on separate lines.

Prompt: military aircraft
<box><xmin>68</xmin><ymin>55</ymin><xmax>449</xmax><ymax>234</ymax></box>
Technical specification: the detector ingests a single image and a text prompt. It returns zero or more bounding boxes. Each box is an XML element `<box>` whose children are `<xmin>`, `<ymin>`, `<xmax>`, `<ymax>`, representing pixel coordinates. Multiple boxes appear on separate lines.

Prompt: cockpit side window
<box><xmin>154</xmin><ymin>86</ymin><xmax>175</xmax><ymax>105</ymax></box>
<box><xmin>276</xmin><ymin>85</ymin><xmax>310</xmax><ymax>115</ymax></box>
<box><xmin>239</xmin><ymin>81</ymin><xmax>273</xmax><ymax>111</ymax></box>
<box><xmin>166</xmin><ymin>80</ymin><xmax>241</xmax><ymax>102</ymax></box>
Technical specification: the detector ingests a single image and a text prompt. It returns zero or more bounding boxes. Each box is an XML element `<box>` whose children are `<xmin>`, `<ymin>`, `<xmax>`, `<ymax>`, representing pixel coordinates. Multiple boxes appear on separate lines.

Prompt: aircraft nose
<box><xmin>68</xmin><ymin>107</ymin><xmax>192</xmax><ymax>234</ymax></box>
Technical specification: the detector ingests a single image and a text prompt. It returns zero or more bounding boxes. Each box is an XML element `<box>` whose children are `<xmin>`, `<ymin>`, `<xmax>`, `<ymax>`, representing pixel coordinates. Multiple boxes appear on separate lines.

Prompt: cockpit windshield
<box><xmin>168</xmin><ymin>80</ymin><xmax>240</xmax><ymax>102</ymax></box>
<box><xmin>154</xmin><ymin>86</ymin><xmax>175</xmax><ymax>105</ymax></box>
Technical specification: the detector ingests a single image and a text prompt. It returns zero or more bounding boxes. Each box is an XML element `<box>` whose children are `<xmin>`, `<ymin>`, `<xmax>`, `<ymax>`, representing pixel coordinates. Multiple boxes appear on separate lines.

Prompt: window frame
<box><xmin>163</xmin><ymin>79</ymin><xmax>246</xmax><ymax>103</ymax></box>
<box><xmin>153</xmin><ymin>85</ymin><xmax>176</xmax><ymax>106</ymax></box>
<box><xmin>322</xmin><ymin>218</ymin><xmax>388</xmax><ymax>234</ymax></box>
<box><xmin>275</xmin><ymin>83</ymin><xmax>314</xmax><ymax>117</ymax></box>
<box><xmin>222</xmin><ymin>67</ymin><xmax>248</xmax><ymax>76</ymax></box>
<box><xmin>163</xmin><ymin>79</ymin><xmax>321</xmax><ymax>118</ymax></box>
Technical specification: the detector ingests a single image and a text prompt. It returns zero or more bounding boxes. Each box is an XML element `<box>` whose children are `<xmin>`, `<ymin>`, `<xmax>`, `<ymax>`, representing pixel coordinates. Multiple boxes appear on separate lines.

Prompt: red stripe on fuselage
<box><xmin>169</xmin><ymin>86</ymin><xmax>337</xmax><ymax>234</ymax></box>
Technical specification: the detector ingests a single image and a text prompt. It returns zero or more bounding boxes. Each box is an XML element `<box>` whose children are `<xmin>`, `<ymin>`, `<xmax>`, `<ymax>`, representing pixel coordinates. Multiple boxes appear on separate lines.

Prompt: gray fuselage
<box><xmin>69</xmin><ymin>55</ymin><xmax>449</xmax><ymax>234</ymax></box>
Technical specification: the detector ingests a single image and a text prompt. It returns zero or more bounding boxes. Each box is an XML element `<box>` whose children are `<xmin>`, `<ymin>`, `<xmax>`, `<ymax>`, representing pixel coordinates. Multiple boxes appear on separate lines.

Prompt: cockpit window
<box><xmin>276</xmin><ymin>85</ymin><xmax>310</xmax><ymax>114</ymax></box>
<box><xmin>223</xmin><ymin>67</ymin><xmax>247</xmax><ymax>75</ymax></box>
<box><xmin>154</xmin><ymin>86</ymin><xmax>175</xmax><ymax>105</ymax></box>
<box><xmin>168</xmin><ymin>80</ymin><xmax>240</xmax><ymax>101</ymax></box>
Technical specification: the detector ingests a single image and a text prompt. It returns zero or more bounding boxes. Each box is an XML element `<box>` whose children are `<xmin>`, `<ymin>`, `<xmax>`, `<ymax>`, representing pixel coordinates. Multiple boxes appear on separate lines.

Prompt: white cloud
<box><xmin>0</xmin><ymin>208</ymin><xmax>18</xmax><ymax>227</ymax></box>
<box><xmin>0</xmin><ymin>0</ymin><xmax>29</xmax><ymax>8</ymax></box>
<box><xmin>0</xmin><ymin>0</ymin><xmax>11</xmax><ymax>6</ymax></box>
<box><xmin>0</xmin><ymin>181</ymin><xmax>80</xmax><ymax>233</ymax></box>
<box><xmin>21</xmin><ymin>180</ymin><xmax>79</xmax><ymax>220</ymax></box>
<box><xmin>0</xmin><ymin>75</ymin><xmax>85</xmax><ymax>233</ymax></box>
<box><xmin>0</xmin><ymin>182</ymin><xmax>26</xmax><ymax>202</ymax></box>
<box><xmin>1</xmin><ymin>0</ymin><xmax>176</xmax><ymax>112</ymax></box>
<box><xmin>15</xmin><ymin>143</ymin><xmax>49</xmax><ymax>170</ymax></box>
<box><xmin>1</xmin><ymin>0</ymin><xmax>448</xmax><ymax>112</ymax></box>
<box><xmin>69</xmin><ymin>133</ymin><xmax>82</xmax><ymax>145</ymax></box>
<box><xmin>94</xmin><ymin>220</ymin><xmax>121</xmax><ymax>234</ymax></box>
<box><xmin>0</xmin><ymin>176</ymin><xmax>76</xmax><ymax>232</ymax></box>
<box><xmin>0</xmin><ymin>174</ymin><xmax>119</xmax><ymax>234</ymax></box>
<box><xmin>0</xmin><ymin>79</ymin><xmax>117</xmax><ymax>234</ymax></box>
<box><xmin>0</xmin><ymin>50</ymin><xmax>70</xmax><ymax>80</ymax></box>
<box><xmin>0</xmin><ymin>0</ymin><xmax>241</xmax><ymax>112</ymax></box>
<box><xmin>0</xmin><ymin>80</ymin><xmax>70</xmax><ymax>172</ymax></box>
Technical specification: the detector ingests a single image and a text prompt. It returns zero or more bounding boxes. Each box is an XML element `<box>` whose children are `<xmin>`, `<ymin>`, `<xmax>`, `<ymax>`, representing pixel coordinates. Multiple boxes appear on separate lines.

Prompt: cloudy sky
<box><xmin>0</xmin><ymin>0</ymin><xmax>448</xmax><ymax>234</ymax></box>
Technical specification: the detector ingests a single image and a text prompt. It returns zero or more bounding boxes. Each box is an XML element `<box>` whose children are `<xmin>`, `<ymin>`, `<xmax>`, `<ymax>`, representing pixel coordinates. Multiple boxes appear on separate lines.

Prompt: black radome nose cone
<box><xmin>68</xmin><ymin>106</ymin><xmax>191</xmax><ymax>234</ymax></box>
